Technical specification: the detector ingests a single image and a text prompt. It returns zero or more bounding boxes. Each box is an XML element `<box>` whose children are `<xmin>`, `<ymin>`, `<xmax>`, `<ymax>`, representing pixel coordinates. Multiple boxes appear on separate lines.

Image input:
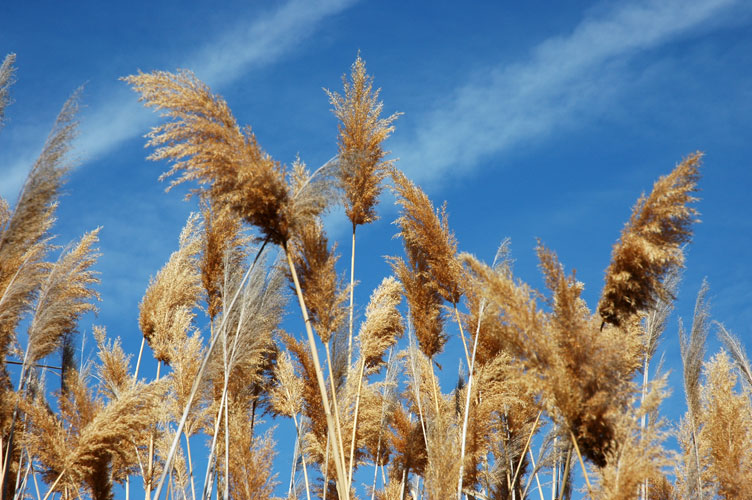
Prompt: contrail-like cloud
<box><xmin>1</xmin><ymin>0</ymin><xmax>356</xmax><ymax>200</ymax></box>
<box><xmin>395</xmin><ymin>0</ymin><xmax>741</xmax><ymax>185</ymax></box>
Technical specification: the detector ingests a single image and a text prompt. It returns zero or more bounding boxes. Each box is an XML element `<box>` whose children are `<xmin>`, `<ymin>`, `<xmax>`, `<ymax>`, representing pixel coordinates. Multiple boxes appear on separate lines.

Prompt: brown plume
<box><xmin>0</xmin><ymin>53</ymin><xmax>16</xmax><ymax>127</ymax></box>
<box><xmin>599</xmin><ymin>152</ymin><xmax>701</xmax><ymax>327</ymax></box>
<box><xmin>139</xmin><ymin>214</ymin><xmax>202</xmax><ymax>364</ymax></box>
<box><xmin>327</xmin><ymin>54</ymin><xmax>399</xmax><ymax>226</ymax></box>
<box><xmin>27</xmin><ymin>228</ymin><xmax>101</xmax><ymax>364</ymax></box>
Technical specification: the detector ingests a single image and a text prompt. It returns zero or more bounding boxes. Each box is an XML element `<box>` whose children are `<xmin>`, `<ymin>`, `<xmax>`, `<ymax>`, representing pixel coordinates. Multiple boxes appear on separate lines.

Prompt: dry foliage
<box><xmin>4</xmin><ymin>53</ymin><xmax>749</xmax><ymax>500</ymax></box>
<box><xmin>327</xmin><ymin>54</ymin><xmax>400</xmax><ymax>227</ymax></box>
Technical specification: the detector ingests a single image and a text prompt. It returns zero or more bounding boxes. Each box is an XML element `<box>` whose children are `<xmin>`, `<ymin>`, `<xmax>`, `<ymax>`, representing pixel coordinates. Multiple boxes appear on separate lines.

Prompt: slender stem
<box><xmin>453</xmin><ymin>304</ymin><xmax>471</xmax><ymax>370</ymax></box>
<box><xmin>511</xmin><ymin>411</ymin><xmax>542</xmax><ymax>493</ymax></box>
<box><xmin>223</xmin><ymin>377</ymin><xmax>229</xmax><ymax>500</ymax></box>
<box><xmin>145</xmin><ymin>361</ymin><xmax>162</xmax><ymax>499</ymax></box>
<box><xmin>558</xmin><ymin>446</ymin><xmax>572</xmax><ymax>500</ymax></box>
<box><xmin>2</xmin><ymin>345</ymin><xmax>32</xmax><ymax>495</ymax></box>
<box><xmin>520</xmin><ymin>447</ymin><xmax>545</xmax><ymax>500</ymax></box>
<box><xmin>134</xmin><ymin>337</ymin><xmax>146</xmax><ymax>381</ymax></box>
<box><xmin>399</xmin><ymin>468</ymin><xmax>407</xmax><ymax>500</ymax></box>
<box><xmin>347</xmin><ymin>358</ymin><xmax>366</xmax><ymax>488</ymax></box>
<box><xmin>153</xmin><ymin>238</ymin><xmax>268</xmax><ymax>500</ymax></box>
<box><xmin>285</xmin><ymin>245</ymin><xmax>348</xmax><ymax>498</ymax></box>
<box><xmin>288</xmin><ymin>427</ymin><xmax>299</xmax><ymax>500</ymax></box>
<box><xmin>291</xmin><ymin>415</ymin><xmax>312</xmax><ymax>500</ymax></box>
<box><xmin>41</xmin><ymin>469</ymin><xmax>65</xmax><ymax>500</ymax></box>
<box><xmin>569</xmin><ymin>431</ymin><xmax>593</xmax><ymax>500</ymax></box>
<box><xmin>640</xmin><ymin>354</ymin><xmax>650</xmax><ymax>500</ymax></box>
<box><xmin>457</xmin><ymin>300</ymin><xmax>486</xmax><ymax>500</ymax></box>
<box><xmin>551</xmin><ymin>438</ymin><xmax>558</xmax><ymax>500</ymax></box>
<box><xmin>347</xmin><ymin>224</ymin><xmax>356</xmax><ymax>369</ymax></box>
<box><xmin>185</xmin><ymin>433</ymin><xmax>196</xmax><ymax>500</ymax></box>
<box><xmin>202</xmin><ymin>388</ymin><xmax>228</xmax><ymax>500</ymax></box>
<box><xmin>322</xmin><ymin>434</ymin><xmax>330</xmax><ymax>500</ymax></box>
<box><xmin>3</xmin><ymin>360</ymin><xmax>62</xmax><ymax>370</ymax></box>
<box><xmin>324</xmin><ymin>342</ymin><xmax>348</xmax><ymax>491</ymax></box>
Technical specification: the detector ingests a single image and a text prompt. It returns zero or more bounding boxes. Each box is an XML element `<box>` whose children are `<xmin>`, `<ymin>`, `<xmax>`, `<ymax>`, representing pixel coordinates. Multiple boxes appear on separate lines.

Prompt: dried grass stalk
<box><xmin>138</xmin><ymin>214</ymin><xmax>202</xmax><ymax>364</ymax></box>
<box><xmin>698</xmin><ymin>351</ymin><xmax>752</xmax><ymax>499</ymax></box>
<box><xmin>125</xmin><ymin>70</ymin><xmax>291</xmax><ymax>244</ymax></box>
<box><xmin>327</xmin><ymin>54</ymin><xmax>399</xmax><ymax>227</ymax></box>
<box><xmin>27</xmin><ymin>228</ymin><xmax>101</xmax><ymax>364</ymax></box>
<box><xmin>0</xmin><ymin>53</ymin><xmax>16</xmax><ymax>127</ymax></box>
<box><xmin>599</xmin><ymin>152</ymin><xmax>701</xmax><ymax>327</ymax></box>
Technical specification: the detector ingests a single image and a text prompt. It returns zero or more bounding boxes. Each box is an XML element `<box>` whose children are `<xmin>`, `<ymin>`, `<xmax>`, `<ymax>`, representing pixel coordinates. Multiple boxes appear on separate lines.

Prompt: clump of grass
<box><xmin>5</xmin><ymin>52</ymin><xmax>749</xmax><ymax>500</ymax></box>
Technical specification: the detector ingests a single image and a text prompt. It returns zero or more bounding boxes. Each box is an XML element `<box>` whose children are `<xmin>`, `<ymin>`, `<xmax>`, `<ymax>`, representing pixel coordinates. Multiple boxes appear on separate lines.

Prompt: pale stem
<box><xmin>569</xmin><ymin>430</ymin><xmax>593</xmax><ymax>500</ymax></box>
<box><xmin>185</xmin><ymin>433</ymin><xmax>196</xmax><ymax>500</ymax></box>
<box><xmin>347</xmin><ymin>224</ymin><xmax>356</xmax><ymax>369</ymax></box>
<box><xmin>511</xmin><ymin>411</ymin><xmax>542</xmax><ymax>492</ymax></box>
<box><xmin>287</xmin><ymin>428</ymin><xmax>299</xmax><ymax>500</ymax></box>
<box><xmin>558</xmin><ymin>446</ymin><xmax>572</xmax><ymax>500</ymax></box>
<box><xmin>202</xmin><ymin>389</ymin><xmax>228</xmax><ymax>500</ymax></box>
<box><xmin>520</xmin><ymin>447</ymin><xmax>545</xmax><ymax>500</ymax></box>
<box><xmin>285</xmin><ymin>246</ymin><xmax>348</xmax><ymax>498</ymax></box>
<box><xmin>41</xmin><ymin>469</ymin><xmax>65</xmax><ymax>500</ymax></box>
<box><xmin>33</xmin><ymin>466</ymin><xmax>42</xmax><ymax>500</ymax></box>
<box><xmin>134</xmin><ymin>337</ymin><xmax>146</xmax><ymax>381</ymax></box>
<box><xmin>292</xmin><ymin>414</ymin><xmax>312</xmax><ymax>500</ymax></box>
<box><xmin>153</xmin><ymin>238</ymin><xmax>269</xmax><ymax>500</ymax></box>
<box><xmin>347</xmin><ymin>358</ymin><xmax>366</xmax><ymax>488</ymax></box>
<box><xmin>324</xmin><ymin>341</ymin><xmax>348</xmax><ymax>490</ymax></box>
<box><xmin>145</xmin><ymin>361</ymin><xmax>162</xmax><ymax>500</ymax></box>
<box><xmin>457</xmin><ymin>300</ymin><xmax>486</xmax><ymax>500</ymax></box>
<box><xmin>640</xmin><ymin>354</ymin><xmax>650</xmax><ymax>500</ymax></box>
<box><xmin>322</xmin><ymin>434</ymin><xmax>330</xmax><ymax>500</ymax></box>
<box><xmin>453</xmin><ymin>304</ymin><xmax>471</xmax><ymax>370</ymax></box>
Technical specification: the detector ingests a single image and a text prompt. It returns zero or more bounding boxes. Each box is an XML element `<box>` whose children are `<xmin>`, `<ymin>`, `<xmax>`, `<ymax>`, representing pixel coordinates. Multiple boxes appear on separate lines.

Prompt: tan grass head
<box><xmin>138</xmin><ymin>213</ymin><xmax>202</xmax><ymax>364</ymax></box>
<box><xmin>599</xmin><ymin>152</ymin><xmax>701</xmax><ymax>328</ymax></box>
<box><xmin>125</xmin><ymin>70</ymin><xmax>292</xmax><ymax>244</ymax></box>
<box><xmin>327</xmin><ymin>54</ymin><xmax>400</xmax><ymax>226</ymax></box>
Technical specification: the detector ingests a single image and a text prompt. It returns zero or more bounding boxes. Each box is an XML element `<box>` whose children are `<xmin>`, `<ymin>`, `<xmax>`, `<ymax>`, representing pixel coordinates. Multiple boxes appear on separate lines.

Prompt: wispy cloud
<box><xmin>395</xmin><ymin>0</ymin><xmax>742</xmax><ymax>185</ymax></box>
<box><xmin>1</xmin><ymin>0</ymin><xmax>355</xmax><ymax>200</ymax></box>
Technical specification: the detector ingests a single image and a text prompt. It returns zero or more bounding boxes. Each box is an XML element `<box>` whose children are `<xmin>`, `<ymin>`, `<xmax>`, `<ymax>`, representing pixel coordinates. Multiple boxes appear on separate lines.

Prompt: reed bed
<box><xmin>1</xmin><ymin>51</ymin><xmax>750</xmax><ymax>500</ymax></box>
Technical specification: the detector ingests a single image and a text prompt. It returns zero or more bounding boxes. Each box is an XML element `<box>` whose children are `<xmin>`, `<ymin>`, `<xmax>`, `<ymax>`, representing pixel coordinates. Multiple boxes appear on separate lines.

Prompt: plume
<box><xmin>358</xmin><ymin>277</ymin><xmax>404</xmax><ymax>370</ymax></box>
<box><xmin>698</xmin><ymin>351</ymin><xmax>752</xmax><ymax>499</ymax></box>
<box><xmin>0</xmin><ymin>53</ymin><xmax>16</xmax><ymax>127</ymax></box>
<box><xmin>27</xmin><ymin>228</ymin><xmax>101</xmax><ymax>364</ymax></box>
<box><xmin>126</xmin><ymin>70</ymin><xmax>294</xmax><ymax>244</ymax></box>
<box><xmin>391</xmin><ymin>168</ymin><xmax>462</xmax><ymax>304</ymax></box>
<box><xmin>201</xmin><ymin>198</ymin><xmax>246</xmax><ymax>321</ymax></box>
<box><xmin>599</xmin><ymin>152</ymin><xmax>701</xmax><ymax>328</ymax></box>
<box><xmin>288</xmin><ymin>219</ymin><xmax>348</xmax><ymax>344</ymax></box>
<box><xmin>716</xmin><ymin>322</ymin><xmax>752</xmax><ymax>389</ymax></box>
<box><xmin>93</xmin><ymin>326</ymin><xmax>132</xmax><ymax>399</ymax></box>
<box><xmin>326</xmin><ymin>54</ymin><xmax>399</xmax><ymax>227</ymax></box>
<box><xmin>0</xmin><ymin>88</ymin><xmax>81</xmax><ymax>352</ymax></box>
<box><xmin>138</xmin><ymin>213</ymin><xmax>202</xmax><ymax>364</ymax></box>
<box><xmin>22</xmin><ymin>367</ymin><xmax>165</xmax><ymax>499</ymax></box>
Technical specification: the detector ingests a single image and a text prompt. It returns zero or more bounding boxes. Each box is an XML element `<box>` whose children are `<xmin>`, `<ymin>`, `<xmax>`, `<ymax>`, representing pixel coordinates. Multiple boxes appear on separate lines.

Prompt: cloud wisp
<box><xmin>1</xmin><ymin>0</ymin><xmax>356</xmax><ymax>200</ymax></box>
<box><xmin>395</xmin><ymin>0</ymin><xmax>742</xmax><ymax>185</ymax></box>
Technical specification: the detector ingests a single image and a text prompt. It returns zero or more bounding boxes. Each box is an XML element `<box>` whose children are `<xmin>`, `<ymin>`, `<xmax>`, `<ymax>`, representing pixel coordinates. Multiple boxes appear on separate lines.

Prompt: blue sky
<box><xmin>2</xmin><ymin>0</ymin><xmax>752</xmax><ymax>496</ymax></box>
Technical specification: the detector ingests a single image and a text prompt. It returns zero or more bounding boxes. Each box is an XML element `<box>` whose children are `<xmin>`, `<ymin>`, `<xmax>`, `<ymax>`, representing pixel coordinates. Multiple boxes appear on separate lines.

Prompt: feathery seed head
<box><xmin>327</xmin><ymin>55</ymin><xmax>400</xmax><ymax>226</ymax></box>
<box><xmin>599</xmin><ymin>152</ymin><xmax>701</xmax><ymax>328</ymax></box>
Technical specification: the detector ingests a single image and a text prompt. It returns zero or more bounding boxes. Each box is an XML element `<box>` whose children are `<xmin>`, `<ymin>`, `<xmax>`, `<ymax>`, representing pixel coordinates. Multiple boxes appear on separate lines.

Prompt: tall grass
<box><xmin>1</xmin><ymin>52</ymin><xmax>750</xmax><ymax>500</ymax></box>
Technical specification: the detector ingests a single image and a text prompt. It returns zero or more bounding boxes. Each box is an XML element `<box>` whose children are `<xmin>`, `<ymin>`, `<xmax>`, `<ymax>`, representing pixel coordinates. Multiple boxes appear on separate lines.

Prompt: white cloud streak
<box><xmin>1</xmin><ymin>0</ymin><xmax>355</xmax><ymax>200</ymax></box>
<box><xmin>395</xmin><ymin>0</ymin><xmax>741</xmax><ymax>185</ymax></box>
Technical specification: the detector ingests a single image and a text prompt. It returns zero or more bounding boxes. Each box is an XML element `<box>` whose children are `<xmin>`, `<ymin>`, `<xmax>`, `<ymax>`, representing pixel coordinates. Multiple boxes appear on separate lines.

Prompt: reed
<box><xmin>2</xmin><ymin>52</ymin><xmax>748</xmax><ymax>500</ymax></box>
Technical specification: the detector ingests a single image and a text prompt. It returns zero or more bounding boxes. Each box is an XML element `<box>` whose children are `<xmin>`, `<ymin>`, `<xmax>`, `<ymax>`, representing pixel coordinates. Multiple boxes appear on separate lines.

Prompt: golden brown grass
<box><xmin>5</xmin><ymin>54</ymin><xmax>748</xmax><ymax>500</ymax></box>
